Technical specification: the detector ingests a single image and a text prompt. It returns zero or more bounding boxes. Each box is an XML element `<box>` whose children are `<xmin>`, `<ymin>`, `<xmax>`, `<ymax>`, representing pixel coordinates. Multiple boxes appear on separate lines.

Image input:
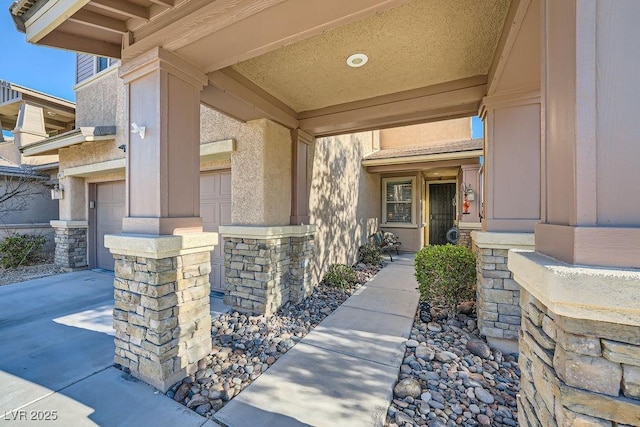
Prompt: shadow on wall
<box><xmin>309</xmin><ymin>132</ymin><xmax>380</xmax><ymax>284</ymax></box>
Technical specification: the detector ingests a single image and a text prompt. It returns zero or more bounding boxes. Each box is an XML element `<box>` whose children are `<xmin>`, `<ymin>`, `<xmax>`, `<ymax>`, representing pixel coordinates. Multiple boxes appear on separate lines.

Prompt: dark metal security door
<box><xmin>428</xmin><ymin>183</ymin><xmax>456</xmax><ymax>245</ymax></box>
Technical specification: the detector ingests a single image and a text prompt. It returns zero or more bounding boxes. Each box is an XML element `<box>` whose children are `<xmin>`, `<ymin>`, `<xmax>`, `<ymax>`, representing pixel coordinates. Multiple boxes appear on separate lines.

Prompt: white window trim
<box><xmin>381</xmin><ymin>176</ymin><xmax>418</xmax><ymax>228</ymax></box>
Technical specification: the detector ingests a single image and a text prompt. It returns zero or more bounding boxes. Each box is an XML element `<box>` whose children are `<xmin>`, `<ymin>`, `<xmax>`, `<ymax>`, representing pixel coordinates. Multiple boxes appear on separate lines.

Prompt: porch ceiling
<box><xmin>11</xmin><ymin>0</ymin><xmax>512</xmax><ymax>136</ymax></box>
<box><xmin>230</xmin><ymin>0</ymin><xmax>510</xmax><ymax>112</ymax></box>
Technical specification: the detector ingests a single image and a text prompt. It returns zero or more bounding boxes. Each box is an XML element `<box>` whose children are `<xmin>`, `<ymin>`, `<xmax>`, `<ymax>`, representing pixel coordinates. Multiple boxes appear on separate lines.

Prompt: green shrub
<box><xmin>0</xmin><ymin>234</ymin><xmax>46</xmax><ymax>268</ymax></box>
<box><xmin>414</xmin><ymin>244</ymin><xmax>476</xmax><ymax>317</ymax></box>
<box><xmin>323</xmin><ymin>263</ymin><xmax>357</xmax><ymax>289</ymax></box>
<box><xmin>358</xmin><ymin>244</ymin><xmax>382</xmax><ymax>265</ymax></box>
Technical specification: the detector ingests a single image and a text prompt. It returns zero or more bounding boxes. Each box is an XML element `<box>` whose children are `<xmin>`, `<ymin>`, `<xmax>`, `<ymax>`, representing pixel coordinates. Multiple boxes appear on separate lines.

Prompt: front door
<box><xmin>428</xmin><ymin>183</ymin><xmax>456</xmax><ymax>245</ymax></box>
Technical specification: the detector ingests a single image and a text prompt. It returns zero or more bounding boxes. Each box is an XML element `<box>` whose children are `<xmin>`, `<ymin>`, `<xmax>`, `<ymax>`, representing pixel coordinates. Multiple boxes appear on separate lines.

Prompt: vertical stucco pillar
<box><xmin>457</xmin><ymin>163</ymin><xmax>481</xmax><ymax>248</ymax></box>
<box><xmin>474</xmin><ymin>92</ymin><xmax>542</xmax><ymax>353</ymax></box>
<box><xmin>13</xmin><ymin>103</ymin><xmax>58</xmax><ymax>166</ymax></box>
<box><xmin>221</xmin><ymin>120</ymin><xmax>316</xmax><ymax>315</ymax></box>
<box><xmin>290</xmin><ymin>128</ymin><xmax>313</xmax><ymax>225</ymax></box>
<box><xmin>104</xmin><ymin>47</ymin><xmax>216</xmax><ymax>392</ymax></box>
<box><xmin>509</xmin><ymin>1</ymin><xmax>640</xmax><ymax>424</ymax></box>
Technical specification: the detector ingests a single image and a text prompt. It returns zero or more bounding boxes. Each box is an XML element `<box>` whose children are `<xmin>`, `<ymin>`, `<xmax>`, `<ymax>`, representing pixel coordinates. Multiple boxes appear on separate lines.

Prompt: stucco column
<box><xmin>290</xmin><ymin>128</ymin><xmax>313</xmax><ymax>225</ymax></box>
<box><xmin>473</xmin><ymin>92</ymin><xmax>541</xmax><ymax>352</ymax></box>
<box><xmin>105</xmin><ymin>47</ymin><xmax>216</xmax><ymax>392</ymax></box>
<box><xmin>119</xmin><ymin>47</ymin><xmax>206</xmax><ymax>235</ymax></box>
<box><xmin>51</xmin><ymin>175</ymin><xmax>88</xmax><ymax>270</ymax></box>
<box><xmin>510</xmin><ymin>2</ymin><xmax>640</xmax><ymax>425</ymax></box>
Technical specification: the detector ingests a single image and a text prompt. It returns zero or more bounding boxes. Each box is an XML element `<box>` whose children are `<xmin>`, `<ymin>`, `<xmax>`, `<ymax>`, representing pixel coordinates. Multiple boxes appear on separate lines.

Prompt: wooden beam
<box><xmin>297</xmin><ymin>76</ymin><xmax>487</xmax><ymax>137</ymax></box>
<box><xmin>200</xmin><ymin>85</ymin><xmax>264</xmax><ymax>123</ymax></box>
<box><xmin>40</xmin><ymin>30</ymin><xmax>121</xmax><ymax>58</ymax></box>
<box><xmin>23</xmin><ymin>0</ymin><xmax>91</xmax><ymax>43</ymax></box>
<box><xmin>366</xmin><ymin>158</ymin><xmax>481</xmax><ymax>174</ymax></box>
<box><xmin>487</xmin><ymin>0</ymin><xmax>531</xmax><ymax>95</ymax></box>
<box><xmin>207</xmin><ymin>68</ymin><xmax>298</xmax><ymax>129</ymax></box>
<box><xmin>68</xmin><ymin>9</ymin><xmax>128</xmax><ymax>34</ymax></box>
<box><xmin>90</xmin><ymin>0</ymin><xmax>149</xmax><ymax>20</ymax></box>
<box><xmin>148</xmin><ymin>0</ymin><xmax>174</xmax><ymax>7</ymax></box>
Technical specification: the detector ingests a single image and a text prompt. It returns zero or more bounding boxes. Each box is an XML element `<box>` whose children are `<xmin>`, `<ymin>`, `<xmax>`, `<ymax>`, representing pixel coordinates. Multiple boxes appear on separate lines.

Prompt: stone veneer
<box><xmin>219</xmin><ymin>225</ymin><xmax>315</xmax><ymax>316</ymax></box>
<box><xmin>51</xmin><ymin>220</ymin><xmax>88</xmax><ymax>269</ymax></box>
<box><xmin>471</xmin><ymin>231</ymin><xmax>534</xmax><ymax>353</ymax></box>
<box><xmin>510</xmin><ymin>250</ymin><xmax>640</xmax><ymax>426</ymax></box>
<box><xmin>457</xmin><ymin>224</ymin><xmax>479</xmax><ymax>249</ymax></box>
<box><xmin>105</xmin><ymin>233</ymin><xmax>217</xmax><ymax>392</ymax></box>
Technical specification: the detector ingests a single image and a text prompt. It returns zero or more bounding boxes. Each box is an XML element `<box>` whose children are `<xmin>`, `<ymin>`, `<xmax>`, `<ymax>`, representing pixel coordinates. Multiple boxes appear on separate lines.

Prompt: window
<box><xmin>382</xmin><ymin>177</ymin><xmax>416</xmax><ymax>227</ymax></box>
<box><xmin>96</xmin><ymin>57</ymin><xmax>110</xmax><ymax>73</ymax></box>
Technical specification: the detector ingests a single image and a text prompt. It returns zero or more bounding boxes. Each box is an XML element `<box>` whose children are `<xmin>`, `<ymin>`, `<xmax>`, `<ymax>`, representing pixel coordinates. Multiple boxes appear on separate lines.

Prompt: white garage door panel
<box><xmin>95</xmin><ymin>181</ymin><xmax>125</xmax><ymax>271</ymax></box>
<box><xmin>200</xmin><ymin>171</ymin><xmax>232</xmax><ymax>293</ymax></box>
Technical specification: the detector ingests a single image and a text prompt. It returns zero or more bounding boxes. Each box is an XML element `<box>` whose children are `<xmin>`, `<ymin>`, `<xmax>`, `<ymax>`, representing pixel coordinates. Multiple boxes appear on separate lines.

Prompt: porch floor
<box><xmin>214</xmin><ymin>254</ymin><xmax>419</xmax><ymax>427</ymax></box>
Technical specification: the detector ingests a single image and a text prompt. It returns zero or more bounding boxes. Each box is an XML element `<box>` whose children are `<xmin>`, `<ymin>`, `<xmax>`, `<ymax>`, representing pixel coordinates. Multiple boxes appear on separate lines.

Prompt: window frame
<box><xmin>381</xmin><ymin>176</ymin><xmax>417</xmax><ymax>228</ymax></box>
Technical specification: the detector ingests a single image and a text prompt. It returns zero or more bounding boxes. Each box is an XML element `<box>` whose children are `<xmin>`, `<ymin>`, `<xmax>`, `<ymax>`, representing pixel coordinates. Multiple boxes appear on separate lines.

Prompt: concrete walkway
<box><xmin>0</xmin><ymin>271</ymin><xmax>220</xmax><ymax>427</ymax></box>
<box><xmin>215</xmin><ymin>253</ymin><xmax>419</xmax><ymax>427</ymax></box>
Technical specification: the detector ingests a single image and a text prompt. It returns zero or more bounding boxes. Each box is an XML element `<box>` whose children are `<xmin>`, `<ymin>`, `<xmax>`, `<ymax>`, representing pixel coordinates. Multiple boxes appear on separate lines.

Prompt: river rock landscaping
<box><xmin>386</xmin><ymin>302</ymin><xmax>520</xmax><ymax>427</ymax></box>
<box><xmin>166</xmin><ymin>262</ymin><xmax>382</xmax><ymax>418</ymax></box>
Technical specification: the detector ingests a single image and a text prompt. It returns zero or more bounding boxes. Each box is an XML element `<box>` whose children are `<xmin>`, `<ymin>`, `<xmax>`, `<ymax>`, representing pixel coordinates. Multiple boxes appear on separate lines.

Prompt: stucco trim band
<box><xmin>50</xmin><ymin>220</ymin><xmax>88</xmax><ymax>229</ymax></box>
<box><xmin>200</xmin><ymin>139</ymin><xmax>235</xmax><ymax>162</ymax></box>
<box><xmin>219</xmin><ymin>224</ymin><xmax>316</xmax><ymax>240</ymax></box>
<box><xmin>22</xmin><ymin>127</ymin><xmax>116</xmax><ymax>156</ymax></box>
<box><xmin>458</xmin><ymin>222</ymin><xmax>482</xmax><ymax>230</ymax></box>
<box><xmin>471</xmin><ymin>231</ymin><xmax>534</xmax><ymax>249</ymax></box>
<box><xmin>105</xmin><ymin>232</ymin><xmax>218</xmax><ymax>259</ymax></box>
<box><xmin>361</xmin><ymin>149</ymin><xmax>484</xmax><ymax>167</ymax></box>
<box><xmin>64</xmin><ymin>158</ymin><xmax>126</xmax><ymax>177</ymax></box>
<box><xmin>509</xmin><ymin>250</ymin><xmax>640</xmax><ymax>327</ymax></box>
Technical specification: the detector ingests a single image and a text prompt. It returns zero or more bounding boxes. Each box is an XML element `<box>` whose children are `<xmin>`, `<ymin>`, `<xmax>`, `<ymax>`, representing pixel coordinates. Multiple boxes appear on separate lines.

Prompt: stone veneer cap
<box><xmin>104</xmin><ymin>232</ymin><xmax>218</xmax><ymax>259</ymax></box>
<box><xmin>509</xmin><ymin>250</ymin><xmax>640</xmax><ymax>327</ymax></box>
<box><xmin>50</xmin><ymin>220</ymin><xmax>89</xmax><ymax>229</ymax></box>
<box><xmin>218</xmin><ymin>224</ymin><xmax>316</xmax><ymax>239</ymax></box>
<box><xmin>471</xmin><ymin>231</ymin><xmax>534</xmax><ymax>249</ymax></box>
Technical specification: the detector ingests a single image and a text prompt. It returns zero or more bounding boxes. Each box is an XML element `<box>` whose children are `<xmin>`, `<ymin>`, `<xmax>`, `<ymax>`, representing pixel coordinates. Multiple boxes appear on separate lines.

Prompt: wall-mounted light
<box><xmin>51</xmin><ymin>184</ymin><xmax>64</xmax><ymax>200</ymax></box>
<box><xmin>131</xmin><ymin>122</ymin><xmax>146</xmax><ymax>139</ymax></box>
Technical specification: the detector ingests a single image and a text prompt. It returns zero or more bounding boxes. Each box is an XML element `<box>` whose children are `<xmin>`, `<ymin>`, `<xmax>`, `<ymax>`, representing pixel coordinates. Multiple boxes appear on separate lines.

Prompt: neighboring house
<box><xmin>0</xmin><ymin>80</ymin><xmax>75</xmax><ymax>252</ymax></box>
<box><xmin>11</xmin><ymin>2</ymin><xmax>640</xmax><ymax>424</ymax></box>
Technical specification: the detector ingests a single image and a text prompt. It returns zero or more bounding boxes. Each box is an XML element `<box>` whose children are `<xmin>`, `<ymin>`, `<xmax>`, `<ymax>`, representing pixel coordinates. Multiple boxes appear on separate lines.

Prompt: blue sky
<box><xmin>0</xmin><ymin>1</ymin><xmax>75</xmax><ymax>102</ymax></box>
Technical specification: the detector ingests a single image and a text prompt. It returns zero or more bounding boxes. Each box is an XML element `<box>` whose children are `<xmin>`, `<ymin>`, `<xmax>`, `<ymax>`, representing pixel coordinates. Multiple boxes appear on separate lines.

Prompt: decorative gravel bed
<box><xmin>0</xmin><ymin>255</ymin><xmax>65</xmax><ymax>287</ymax></box>
<box><xmin>167</xmin><ymin>263</ymin><xmax>382</xmax><ymax>418</ymax></box>
<box><xmin>386</xmin><ymin>303</ymin><xmax>520</xmax><ymax>427</ymax></box>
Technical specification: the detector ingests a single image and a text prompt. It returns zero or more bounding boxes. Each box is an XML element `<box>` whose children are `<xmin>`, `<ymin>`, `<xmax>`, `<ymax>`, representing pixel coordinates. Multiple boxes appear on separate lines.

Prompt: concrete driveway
<box><xmin>0</xmin><ymin>271</ymin><xmax>216</xmax><ymax>427</ymax></box>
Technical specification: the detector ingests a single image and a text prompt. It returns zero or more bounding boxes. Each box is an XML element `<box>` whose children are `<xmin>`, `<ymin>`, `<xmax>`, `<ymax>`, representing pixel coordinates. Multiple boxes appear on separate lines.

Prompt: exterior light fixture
<box><xmin>346</xmin><ymin>53</ymin><xmax>368</xmax><ymax>68</ymax></box>
<box><xmin>51</xmin><ymin>184</ymin><xmax>64</xmax><ymax>200</ymax></box>
<box><xmin>131</xmin><ymin>122</ymin><xmax>146</xmax><ymax>139</ymax></box>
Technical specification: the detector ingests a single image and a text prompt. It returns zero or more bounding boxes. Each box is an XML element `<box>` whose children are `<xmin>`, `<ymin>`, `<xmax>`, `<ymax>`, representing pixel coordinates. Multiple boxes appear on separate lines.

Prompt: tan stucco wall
<box><xmin>309</xmin><ymin>131</ymin><xmax>380</xmax><ymax>283</ymax></box>
<box><xmin>59</xmin><ymin>139</ymin><xmax>123</xmax><ymax>170</ymax></box>
<box><xmin>230</xmin><ymin>118</ymin><xmax>292</xmax><ymax>225</ymax></box>
<box><xmin>75</xmin><ymin>69</ymin><xmax>118</xmax><ymax>128</ymax></box>
<box><xmin>379</xmin><ymin>118</ymin><xmax>471</xmax><ymax>149</ymax></box>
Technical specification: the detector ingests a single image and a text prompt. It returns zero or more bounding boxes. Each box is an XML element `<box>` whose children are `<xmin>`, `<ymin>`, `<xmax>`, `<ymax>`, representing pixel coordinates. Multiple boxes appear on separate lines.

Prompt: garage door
<box><xmin>94</xmin><ymin>181</ymin><xmax>125</xmax><ymax>270</ymax></box>
<box><xmin>200</xmin><ymin>171</ymin><xmax>232</xmax><ymax>294</ymax></box>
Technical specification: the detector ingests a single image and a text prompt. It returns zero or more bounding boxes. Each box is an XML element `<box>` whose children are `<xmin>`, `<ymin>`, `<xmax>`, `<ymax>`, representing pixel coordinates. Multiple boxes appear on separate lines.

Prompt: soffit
<box><xmin>230</xmin><ymin>0</ymin><xmax>510</xmax><ymax>112</ymax></box>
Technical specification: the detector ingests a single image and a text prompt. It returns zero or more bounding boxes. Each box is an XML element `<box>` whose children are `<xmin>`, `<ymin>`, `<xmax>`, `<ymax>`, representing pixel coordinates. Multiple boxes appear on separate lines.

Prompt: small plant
<box><xmin>0</xmin><ymin>234</ymin><xmax>46</xmax><ymax>268</ymax></box>
<box><xmin>414</xmin><ymin>244</ymin><xmax>476</xmax><ymax>317</ymax></box>
<box><xmin>323</xmin><ymin>263</ymin><xmax>357</xmax><ymax>289</ymax></box>
<box><xmin>358</xmin><ymin>244</ymin><xmax>382</xmax><ymax>265</ymax></box>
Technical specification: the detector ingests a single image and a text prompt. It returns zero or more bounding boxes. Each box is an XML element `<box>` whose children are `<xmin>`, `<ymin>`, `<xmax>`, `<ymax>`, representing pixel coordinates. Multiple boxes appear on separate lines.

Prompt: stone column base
<box><xmin>457</xmin><ymin>222</ymin><xmax>481</xmax><ymax>249</ymax></box>
<box><xmin>219</xmin><ymin>225</ymin><xmax>316</xmax><ymax>316</ymax></box>
<box><xmin>105</xmin><ymin>232</ymin><xmax>218</xmax><ymax>392</ymax></box>
<box><xmin>471</xmin><ymin>231</ymin><xmax>534</xmax><ymax>354</ymax></box>
<box><xmin>509</xmin><ymin>250</ymin><xmax>640</xmax><ymax>426</ymax></box>
<box><xmin>51</xmin><ymin>220</ymin><xmax>88</xmax><ymax>270</ymax></box>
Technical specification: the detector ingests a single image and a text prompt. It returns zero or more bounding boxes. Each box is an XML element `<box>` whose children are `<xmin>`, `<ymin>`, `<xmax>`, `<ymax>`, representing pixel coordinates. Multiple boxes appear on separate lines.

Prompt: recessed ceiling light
<box><xmin>346</xmin><ymin>53</ymin><xmax>368</xmax><ymax>68</ymax></box>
